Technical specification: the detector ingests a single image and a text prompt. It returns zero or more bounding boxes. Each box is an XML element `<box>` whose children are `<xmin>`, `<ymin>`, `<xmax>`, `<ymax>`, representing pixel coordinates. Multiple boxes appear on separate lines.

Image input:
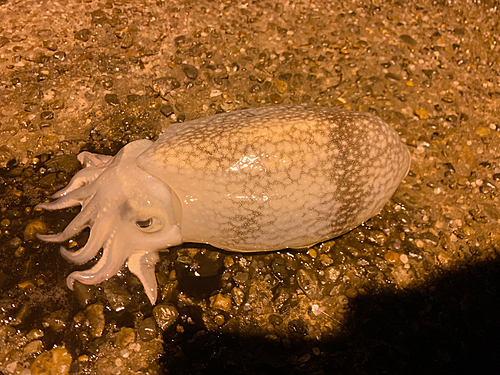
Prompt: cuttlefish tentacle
<box><xmin>77</xmin><ymin>151</ymin><xmax>113</xmax><ymax>168</ymax></box>
<box><xmin>66</xmin><ymin>232</ymin><xmax>126</xmax><ymax>289</ymax></box>
<box><xmin>36</xmin><ymin>184</ymin><xmax>97</xmax><ymax>211</ymax></box>
<box><xmin>50</xmin><ymin>167</ymin><xmax>102</xmax><ymax>199</ymax></box>
<box><xmin>36</xmin><ymin>202</ymin><xmax>97</xmax><ymax>243</ymax></box>
<box><xmin>46</xmin><ymin>151</ymin><xmax>111</xmax><ymax>199</ymax></box>
<box><xmin>59</xmin><ymin>218</ymin><xmax>112</xmax><ymax>264</ymax></box>
<box><xmin>128</xmin><ymin>251</ymin><xmax>160</xmax><ymax>305</ymax></box>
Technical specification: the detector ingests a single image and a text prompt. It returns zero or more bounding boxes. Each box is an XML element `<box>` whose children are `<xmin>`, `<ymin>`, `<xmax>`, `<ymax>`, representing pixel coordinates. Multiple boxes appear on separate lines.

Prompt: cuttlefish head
<box><xmin>37</xmin><ymin>140</ymin><xmax>182</xmax><ymax>304</ymax></box>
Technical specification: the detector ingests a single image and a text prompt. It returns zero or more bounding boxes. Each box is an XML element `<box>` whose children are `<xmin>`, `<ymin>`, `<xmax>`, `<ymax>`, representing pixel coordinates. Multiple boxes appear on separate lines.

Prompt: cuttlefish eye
<box><xmin>135</xmin><ymin>217</ymin><xmax>163</xmax><ymax>232</ymax></box>
<box><xmin>136</xmin><ymin>218</ymin><xmax>153</xmax><ymax>228</ymax></box>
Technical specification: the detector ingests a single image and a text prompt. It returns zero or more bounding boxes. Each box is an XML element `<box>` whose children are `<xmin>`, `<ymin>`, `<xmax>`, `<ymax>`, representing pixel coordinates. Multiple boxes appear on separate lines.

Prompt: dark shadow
<box><xmin>160</xmin><ymin>258</ymin><xmax>500</xmax><ymax>375</ymax></box>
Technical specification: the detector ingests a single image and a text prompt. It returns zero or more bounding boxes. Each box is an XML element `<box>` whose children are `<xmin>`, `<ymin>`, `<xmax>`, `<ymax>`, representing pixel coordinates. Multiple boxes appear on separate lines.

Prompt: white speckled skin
<box><xmin>38</xmin><ymin>105</ymin><xmax>410</xmax><ymax>304</ymax></box>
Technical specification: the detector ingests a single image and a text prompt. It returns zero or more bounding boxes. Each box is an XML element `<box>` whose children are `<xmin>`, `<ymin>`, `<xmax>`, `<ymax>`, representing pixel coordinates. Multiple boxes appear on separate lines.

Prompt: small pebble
<box><xmin>103</xmin><ymin>283</ymin><xmax>132</xmax><ymax>312</ymax></box>
<box><xmin>138</xmin><ymin>317</ymin><xmax>158</xmax><ymax>341</ymax></box>
<box><xmin>91</xmin><ymin>10</ymin><xmax>108</xmax><ymax>25</ymax></box>
<box><xmin>325</xmin><ymin>267</ymin><xmax>340</xmax><ymax>282</ymax></box>
<box><xmin>214</xmin><ymin>315</ymin><xmax>225</xmax><ymax>326</ymax></box>
<box><xmin>100</xmin><ymin>77</ymin><xmax>113</xmax><ymax>89</ymax></box>
<box><xmin>161</xmin><ymin>279</ymin><xmax>179</xmax><ymax>302</ymax></box>
<box><xmin>475</xmin><ymin>127</ymin><xmax>490</xmax><ymax>136</ymax></box>
<box><xmin>24</xmin><ymin>340</ymin><xmax>43</xmax><ymax>355</ymax></box>
<box><xmin>307</xmin><ymin>248</ymin><xmax>317</xmax><ymax>259</ymax></box>
<box><xmin>51</xmin><ymin>99</ymin><xmax>65</xmax><ymax>109</ymax></box>
<box><xmin>415</xmin><ymin>239</ymin><xmax>425</xmax><ymax>248</ymax></box>
<box><xmin>414</xmin><ymin>108</ymin><xmax>429</xmax><ymax>119</ymax></box>
<box><xmin>27</xmin><ymin>329</ymin><xmax>44</xmax><ymax>341</ymax></box>
<box><xmin>274</xmin><ymin>79</ymin><xmax>288</xmax><ymax>93</ymax></box>
<box><xmin>24</xmin><ymin>219</ymin><xmax>47</xmax><ymax>241</ymax></box>
<box><xmin>345</xmin><ymin>288</ymin><xmax>358</xmax><ymax>299</ymax></box>
<box><xmin>230</xmin><ymin>62</ymin><xmax>239</xmax><ymax>72</ymax></box>
<box><xmin>182</xmin><ymin>64</ymin><xmax>198</xmax><ymax>80</ymax></box>
<box><xmin>384</xmin><ymin>251</ymin><xmax>400</xmax><ymax>263</ymax></box>
<box><xmin>297</xmin><ymin>353</ymin><xmax>311</xmax><ymax>364</ymax></box>
<box><xmin>38</xmin><ymin>173</ymin><xmax>56</xmax><ymax>188</ymax></box>
<box><xmin>400</xmin><ymin>34</ymin><xmax>417</xmax><ymax>46</ymax></box>
<box><xmin>367</xmin><ymin>230</ymin><xmax>387</xmax><ymax>246</ymax></box>
<box><xmin>231</xmin><ymin>287</ymin><xmax>245</xmax><ymax>306</ymax></box>
<box><xmin>18</xmin><ymin>281</ymin><xmax>35</xmax><ymax>290</ymax></box>
<box><xmin>269</xmin><ymin>93</ymin><xmax>284</xmax><ymax>104</ymax></box>
<box><xmin>31</xmin><ymin>347</ymin><xmax>72</xmax><ymax>375</ymax></box>
<box><xmin>127</xmin><ymin>94</ymin><xmax>140</xmax><ymax>103</ymax></box>
<box><xmin>0</xmin><ymin>36</ymin><xmax>9</xmax><ymax>48</ymax></box>
<box><xmin>233</xmin><ymin>271</ymin><xmax>249</xmax><ymax>284</ymax></box>
<box><xmin>296</xmin><ymin>269</ymin><xmax>321</xmax><ymax>299</ymax></box>
<box><xmin>153</xmin><ymin>303</ymin><xmax>179</xmax><ymax>330</ymax></box>
<box><xmin>210</xmin><ymin>293</ymin><xmax>232</xmax><ymax>312</ymax></box>
<box><xmin>14</xmin><ymin>246</ymin><xmax>26</xmax><ymax>258</ymax></box>
<box><xmin>249</xmin><ymin>84</ymin><xmax>261</xmax><ymax>93</ymax></box>
<box><xmin>152</xmin><ymin>76</ymin><xmax>181</xmax><ymax>98</ymax></box>
<box><xmin>160</xmin><ymin>104</ymin><xmax>174</xmax><ymax>118</ymax></box>
<box><xmin>269</xmin><ymin>314</ymin><xmax>283</xmax><ymax>326</ymax></box>
<box><xmin>11</xmin><ymin>237</ymin><xmax>22</xmax><ymax>247</ymax></box>
<box><xmin>319</xmin><ymin>254</ymin><xmax>333</xmax><ymax>267</ymax></box>
<box><xmin>338</xmin><ymin>295</ymin><xmax>349</xmax><ymax>305</ymax></box>
<box><xmin>224</xmin><ymin>256</ymin><xmax>234</xmax><ymax>268</ymax></box>
<box><xmin>104</xmin><ymin>94</ymin><xmax>120</xmax><ymax>106</ymax></box>
<box><xmin>53</xmin><ymin>51</ymin><xmax>66</xmax><ymax>61</ymax></box>
<box><xmin>40</xmin><ymin>111</ymin><xmax>54</xmax><ymax>120</ymax></box>
<box><xmin>288</xmin><ymin>319</ymin><xmax>307</xmax><ymax>336</ymax></box>
<box><xmin>174</xmin><ymin>35</ymin><xmax>186</xmax><ymax>45</ymax></box>
<box><xmin>75</xmin><ymin>29</ymin><xmax>91</xmax><ymax>42</ymax></box>
<box><xmin>73</xmin><ymin>281</ymin><xmax>95</xmax><ymax>306</ymax></box>
<box><xmin>43</xmin><ymin>40</ymin><xmax>57</xmax><ymax>51</ymax></box>
<box><xmin>85</xmin><ymin>303</ymin><xmax>105</xmax><ymax>338</ymax></box>
<box><xmin>122</xmin><ymin>117</ymin><xmax>135</xmax><ymax>127</ymax></box>
<box><xmin>120</xmin><ymin>34</ymin><xmax>133</xmax><ymax>49</ymax></box>
<box><xmin>115</xmin><ymin>327</ymin><xmax>135</xmax><ymax>348</ymax></box>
